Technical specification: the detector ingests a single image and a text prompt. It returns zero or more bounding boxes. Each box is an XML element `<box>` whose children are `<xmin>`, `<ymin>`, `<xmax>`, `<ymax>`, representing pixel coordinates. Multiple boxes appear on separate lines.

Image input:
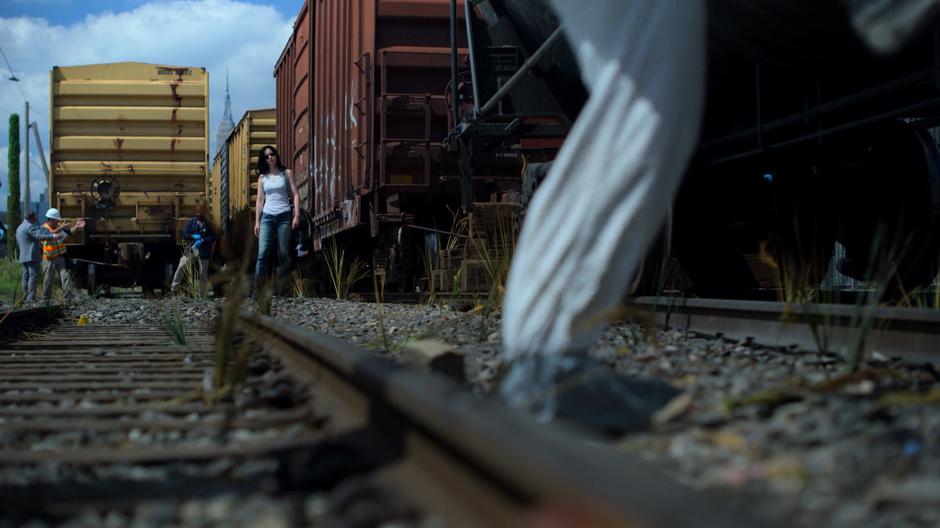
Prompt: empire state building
<box><xmin>214</xmin><ymin>71</ymin><xmax>235</xmax><ymax>155</ymax></box>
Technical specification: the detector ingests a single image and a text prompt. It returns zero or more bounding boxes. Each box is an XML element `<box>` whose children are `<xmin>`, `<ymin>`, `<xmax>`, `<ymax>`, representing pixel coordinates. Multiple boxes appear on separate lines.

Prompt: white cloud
<box><xmin>0</xmin><ymin>0</ymin><xmax>294</xmax><ymax>208</ymax></box>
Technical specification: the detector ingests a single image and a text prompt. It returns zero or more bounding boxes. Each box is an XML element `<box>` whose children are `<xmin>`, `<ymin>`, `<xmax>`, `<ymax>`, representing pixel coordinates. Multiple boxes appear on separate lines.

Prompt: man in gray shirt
<box><xmin>15</xmin><ymin>211</ymin><xmax>65</xmax><ymax>302</ymax></box>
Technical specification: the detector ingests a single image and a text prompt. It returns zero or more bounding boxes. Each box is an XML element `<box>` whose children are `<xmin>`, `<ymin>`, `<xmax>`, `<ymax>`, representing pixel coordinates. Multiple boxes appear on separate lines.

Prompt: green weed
<box><xmin>469</xmin><ymin>206</ymin><xmax>518</xmax><ymax>341</ymax></box>
<box><xmin>161</xmin><ymin>299</ymin><xmax>187</xmax><ymax>346</ymax></box>
<box><xmin>289</xmin><ymin>270</ymin><xmax>312</xmax><ymax>298</ymax></box>
<box><xmin>445</xmin><ymin>206</ymin><xmax>470</xmax><ymax>252</ymax></box>
<box><xmin>324</xmin><ymin>237</ymin><xmax>369</xmax><ymax>300</ymax></box>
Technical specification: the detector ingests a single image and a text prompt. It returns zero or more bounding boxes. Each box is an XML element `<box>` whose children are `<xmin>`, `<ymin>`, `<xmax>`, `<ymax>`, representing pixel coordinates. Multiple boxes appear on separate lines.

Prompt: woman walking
<box><xmin>254</xmin><ymin>145</ymin><xmax>300</xmax><ymax>293</ymax></box>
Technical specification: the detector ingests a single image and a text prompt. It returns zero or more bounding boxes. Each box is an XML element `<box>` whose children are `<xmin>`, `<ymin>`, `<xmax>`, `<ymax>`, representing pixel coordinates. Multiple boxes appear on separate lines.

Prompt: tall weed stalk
<box><xmin>324</xmin><ymin>238</ymin><xmax>369</xmax><ymax>299</ymax></box>
<box><xmin>373</xmin><ymin>258</ymin><xmax>391</xmax><ymax>350</ymax></box>
<box><xmin>470</xmin><ymin>207</ymin><xmax>518</xmax><ymax>341</ymax></box>
<box><xmin>162</xmin><ymin>299</ymin><xmax>187</xmax><ymax>346</ymax></box>
<box><xmin>211</xmin><ymin>228</ymin><xmax>256</xmax><ymax>399</ymax></box>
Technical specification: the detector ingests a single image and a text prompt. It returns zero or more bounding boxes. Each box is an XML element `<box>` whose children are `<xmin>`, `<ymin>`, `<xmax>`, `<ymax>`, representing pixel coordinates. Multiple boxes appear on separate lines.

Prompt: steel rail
<box><xmin>238</xmin><ymin>310</ymin><xmax>756</xmax><ymax>528</ymax></box>
<box><xmin>628</xmin><ymin>297</ymin><xmax>940</xmax><ymax>365</ymax></box>
<box><xmin>0</xmin><ymin>304</ymin><xmax>61</xmax><ymax>339</ymax></box>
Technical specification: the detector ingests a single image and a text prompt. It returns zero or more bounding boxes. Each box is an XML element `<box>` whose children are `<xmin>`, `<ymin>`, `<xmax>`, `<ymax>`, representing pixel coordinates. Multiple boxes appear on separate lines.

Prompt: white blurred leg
<box><xmin>502</xmin><ymin>0</ymin><xmax>706</xmax><ymax>357</ymax></box>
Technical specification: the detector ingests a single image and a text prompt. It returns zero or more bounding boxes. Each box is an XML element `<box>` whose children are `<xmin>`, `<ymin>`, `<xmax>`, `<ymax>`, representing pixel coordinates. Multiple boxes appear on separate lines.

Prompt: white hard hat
<box><xmin>45</xmin><ymin>208</ymin><xmax>63</xmax><ymax>220</ymax></box>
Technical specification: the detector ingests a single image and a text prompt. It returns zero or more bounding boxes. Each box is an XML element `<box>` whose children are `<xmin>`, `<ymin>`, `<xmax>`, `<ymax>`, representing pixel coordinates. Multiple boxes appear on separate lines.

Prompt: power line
<box><xmin>0</xmin><ymin>42</ymin><xmax>31</xmax><ymax>102</ymax></box>
<box><xmin>0</xmin><ymin>43</ymin><xmax>19</xmax><ymax>81</ymax></box>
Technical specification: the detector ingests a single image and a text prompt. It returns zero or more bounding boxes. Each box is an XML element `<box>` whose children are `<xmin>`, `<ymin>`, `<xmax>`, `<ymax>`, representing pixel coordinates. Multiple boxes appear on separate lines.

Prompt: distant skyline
<box><xmin>0</xmin><ymin>0</ymin><xmax>302</xmax><ymax>210</ymax></box>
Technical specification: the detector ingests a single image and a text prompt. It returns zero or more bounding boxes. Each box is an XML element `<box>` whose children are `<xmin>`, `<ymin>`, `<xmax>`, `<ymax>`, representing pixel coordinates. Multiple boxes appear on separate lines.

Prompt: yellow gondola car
<box><xmin>49</xmin><ymin>62</ymin><xmax>209</xmax><ymax>291</ymax></box>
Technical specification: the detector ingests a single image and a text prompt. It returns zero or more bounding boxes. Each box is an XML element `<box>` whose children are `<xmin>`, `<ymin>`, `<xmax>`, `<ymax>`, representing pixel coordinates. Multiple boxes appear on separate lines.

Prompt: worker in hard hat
<box><xmin>41</xmin><ymin>208</ymin><xmax>86</xmax><ymax>301</ymax></box>
<box><xmin>16</xmin><ymin>211</ymin><xmax>66</xmax><ymax>303</ymax></box>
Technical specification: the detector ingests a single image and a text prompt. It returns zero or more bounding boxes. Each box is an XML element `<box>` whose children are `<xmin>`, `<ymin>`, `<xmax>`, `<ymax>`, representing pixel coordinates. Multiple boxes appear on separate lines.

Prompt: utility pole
<box><xmin>24</xmin><ymin>101</ymin><xmax>29</xmax><ymax>215</ymax></box>
<box><xmin>30</xmin><ymin>122</ymin><xmax>49</xmax><ymax>182</ymax></box>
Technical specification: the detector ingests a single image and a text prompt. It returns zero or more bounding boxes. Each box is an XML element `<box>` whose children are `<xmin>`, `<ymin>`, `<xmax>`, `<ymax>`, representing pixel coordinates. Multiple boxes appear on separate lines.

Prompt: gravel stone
<box><xmin>44</xmin><ymin>295</ymin><xmax>940</xmax><ymax>527</ymax></box>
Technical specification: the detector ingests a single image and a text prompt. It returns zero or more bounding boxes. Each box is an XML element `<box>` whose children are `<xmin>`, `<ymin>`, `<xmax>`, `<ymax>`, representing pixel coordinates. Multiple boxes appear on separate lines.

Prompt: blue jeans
<box><xmin>255</xmin><ymin>211</ymin><xmax>292</xmax><ymax>292</ymax></box>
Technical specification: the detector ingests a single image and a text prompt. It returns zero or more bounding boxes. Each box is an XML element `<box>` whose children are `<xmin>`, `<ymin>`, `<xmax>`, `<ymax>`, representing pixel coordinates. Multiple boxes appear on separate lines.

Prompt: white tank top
<box><xmin>261</xmin><ymin>172</ymin><xmax>291</xmax><ymax>215</ymax></box>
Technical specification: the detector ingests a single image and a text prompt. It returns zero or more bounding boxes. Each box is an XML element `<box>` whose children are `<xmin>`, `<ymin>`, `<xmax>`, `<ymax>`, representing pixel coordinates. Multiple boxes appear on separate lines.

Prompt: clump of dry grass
<box><xmin>324</xmin><ymin>237</ymin><xmax>369</xmax><ymax>300</ymax></box>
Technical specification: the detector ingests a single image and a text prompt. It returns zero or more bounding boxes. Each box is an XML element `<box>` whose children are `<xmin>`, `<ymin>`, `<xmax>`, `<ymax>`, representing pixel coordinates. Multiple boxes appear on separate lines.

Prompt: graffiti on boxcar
<box><xmin>348</xmin><ymin>79</ymin><xmax>359</xmax><ymax>127</ymax></box>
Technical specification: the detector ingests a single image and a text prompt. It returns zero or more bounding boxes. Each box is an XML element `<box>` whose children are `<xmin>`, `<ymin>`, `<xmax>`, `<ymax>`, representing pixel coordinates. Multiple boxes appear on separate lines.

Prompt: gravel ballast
<box><xmin>54</xmin><ymin>296</ymin><xmax>940</xmax><ymax>527</ymax></box>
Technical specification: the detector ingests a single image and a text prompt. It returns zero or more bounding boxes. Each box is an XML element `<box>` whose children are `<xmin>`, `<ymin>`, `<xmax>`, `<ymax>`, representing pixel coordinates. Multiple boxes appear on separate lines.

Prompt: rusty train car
<box><xmin>272</xmin><ymin>0</ymin><xmax>940</xmax><ymax>296</ymax></box>
<box><xmin>273</xmin><ymin>0</ymin><xmax>569</xmax><ymax>289</ymax></box>
<box><xmin>49</xmin><ymin>62</ymin><xmax>210</xmax><ymax>291</ymax></box>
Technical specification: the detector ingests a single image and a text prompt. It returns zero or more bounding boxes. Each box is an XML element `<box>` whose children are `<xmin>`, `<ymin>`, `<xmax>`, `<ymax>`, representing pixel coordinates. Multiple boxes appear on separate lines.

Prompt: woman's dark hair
<box><xmin>256</xmin><ymin>145</ymin><xmax>286</xmax><ymax>175</ymax></box>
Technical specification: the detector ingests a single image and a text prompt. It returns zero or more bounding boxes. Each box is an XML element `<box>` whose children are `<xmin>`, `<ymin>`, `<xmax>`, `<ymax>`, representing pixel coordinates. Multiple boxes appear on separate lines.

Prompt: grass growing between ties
<box><xmin>161</xmin><ymin>299</ymin><xmax>187</xmax><ymax>346</ymax></box>
<box><xmin>324</xmin><ymin>237</ymin><xmax>369</xmax><ymax>300</ymax></box>
<box><xmin>156</xmin><ymin>267</ymin><xmax>255</xmax><ymax>411</ymax></box>
<box><xmin>209</xmin><ymin>234</ymin><xmax>257</xmax><ymax>403</ymax></box>
<box><xmin>214</xmin><ymin>274</ymin><xmax>255</xmax><ymax>397</ymax></box>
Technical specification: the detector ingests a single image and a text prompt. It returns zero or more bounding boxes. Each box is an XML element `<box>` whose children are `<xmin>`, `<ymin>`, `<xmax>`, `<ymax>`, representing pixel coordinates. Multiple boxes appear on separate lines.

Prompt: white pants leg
<box><xmin>172</xmin><ymin>250</ymin><xmax>210</xmax><ymax>297</ymax></box>
<box><xmin>502</xmin><ymin>0</ymin><xmax>707</xmax><ymax>357</ymax></box>
<box><xmin>172</xmin><ymin>250</ymin><xmax>194</xmax><ymax>292</ymax></box>
<box><xmin>197</xmin><ymin>258</ymin><xmax>209</xmax><ymax>297</ymax></box>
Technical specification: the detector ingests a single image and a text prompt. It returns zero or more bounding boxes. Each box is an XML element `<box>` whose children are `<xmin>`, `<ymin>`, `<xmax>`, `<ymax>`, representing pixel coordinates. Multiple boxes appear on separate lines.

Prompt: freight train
<box><xmin>49</xmin><ymin>62</ymin><xmax>210</xmax><ymax>293</ymax></box>
<box><xmin>271</xmin><ymin>0</ymin><xmax>567</xmax><ymax>292</ymax></box>
<box><xmin>267</xmin><ymin>0</ymin><xmax>940</xmax><ymax>297</ymax></box>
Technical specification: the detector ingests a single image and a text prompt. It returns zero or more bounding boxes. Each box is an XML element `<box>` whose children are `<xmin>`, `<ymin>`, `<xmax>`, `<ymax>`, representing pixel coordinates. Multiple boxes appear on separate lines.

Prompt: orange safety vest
<box><xmin>42</xmin><ymin>222</ymin><xmax>67</xmax><ymax>260</ymax></box>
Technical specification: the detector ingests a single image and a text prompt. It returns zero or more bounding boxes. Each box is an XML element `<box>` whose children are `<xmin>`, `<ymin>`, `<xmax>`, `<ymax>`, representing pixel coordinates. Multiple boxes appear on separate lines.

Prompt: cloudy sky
<box><xmin>0</xmin><ymin>0</ymin><xmax>300</xmax><ymax>213</ymax></box>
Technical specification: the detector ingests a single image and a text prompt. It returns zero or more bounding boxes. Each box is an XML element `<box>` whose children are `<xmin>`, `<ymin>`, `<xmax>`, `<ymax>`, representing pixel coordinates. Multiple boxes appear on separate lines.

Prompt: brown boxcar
<box><xmin>275</xmin><ymin>0</ymin><xmax>470</xmax><ymax>247</ymax></box>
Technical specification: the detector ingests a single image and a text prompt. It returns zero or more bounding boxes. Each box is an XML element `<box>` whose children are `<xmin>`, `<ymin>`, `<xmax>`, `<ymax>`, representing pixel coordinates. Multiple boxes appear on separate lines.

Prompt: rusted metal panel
<box><xmin>50</xmin><ymin>62</ymin><xmax>209</xmax><ymax>244</ymax></box>
<box><xmin>276</xmin><ymin>0</ymin><xmax>467</xmax><ymax>243</ymax></box>
<box><xmin>275</xmin><ymin>2</ymin><xmax>313</xmax><ymax>213</ymax></box>
<box><xmin>377</xmin><ymin>0</ymin><xmax>459</xmax><ymax>18</ymax></box>
<box><xmin>310</xmin><ymin>0</ymin><xmax>372</xmax><ymax>236</ymax></box>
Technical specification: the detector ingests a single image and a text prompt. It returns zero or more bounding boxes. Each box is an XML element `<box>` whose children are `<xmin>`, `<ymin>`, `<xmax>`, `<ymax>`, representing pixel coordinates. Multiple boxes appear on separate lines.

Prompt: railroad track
<box><xmin>0</xmin><ymin>305</ymin><xmax>758</xmax><ymax>527</ymax></box>
<box><xmin>628</xmin><ymin>297</ymin><xmax>940</xmax><ymax>365</ymax></box>
<box><xmin>0</xmin><ymin>308</ymin><xmax>323</xmax><ymax>524</ymax></box>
